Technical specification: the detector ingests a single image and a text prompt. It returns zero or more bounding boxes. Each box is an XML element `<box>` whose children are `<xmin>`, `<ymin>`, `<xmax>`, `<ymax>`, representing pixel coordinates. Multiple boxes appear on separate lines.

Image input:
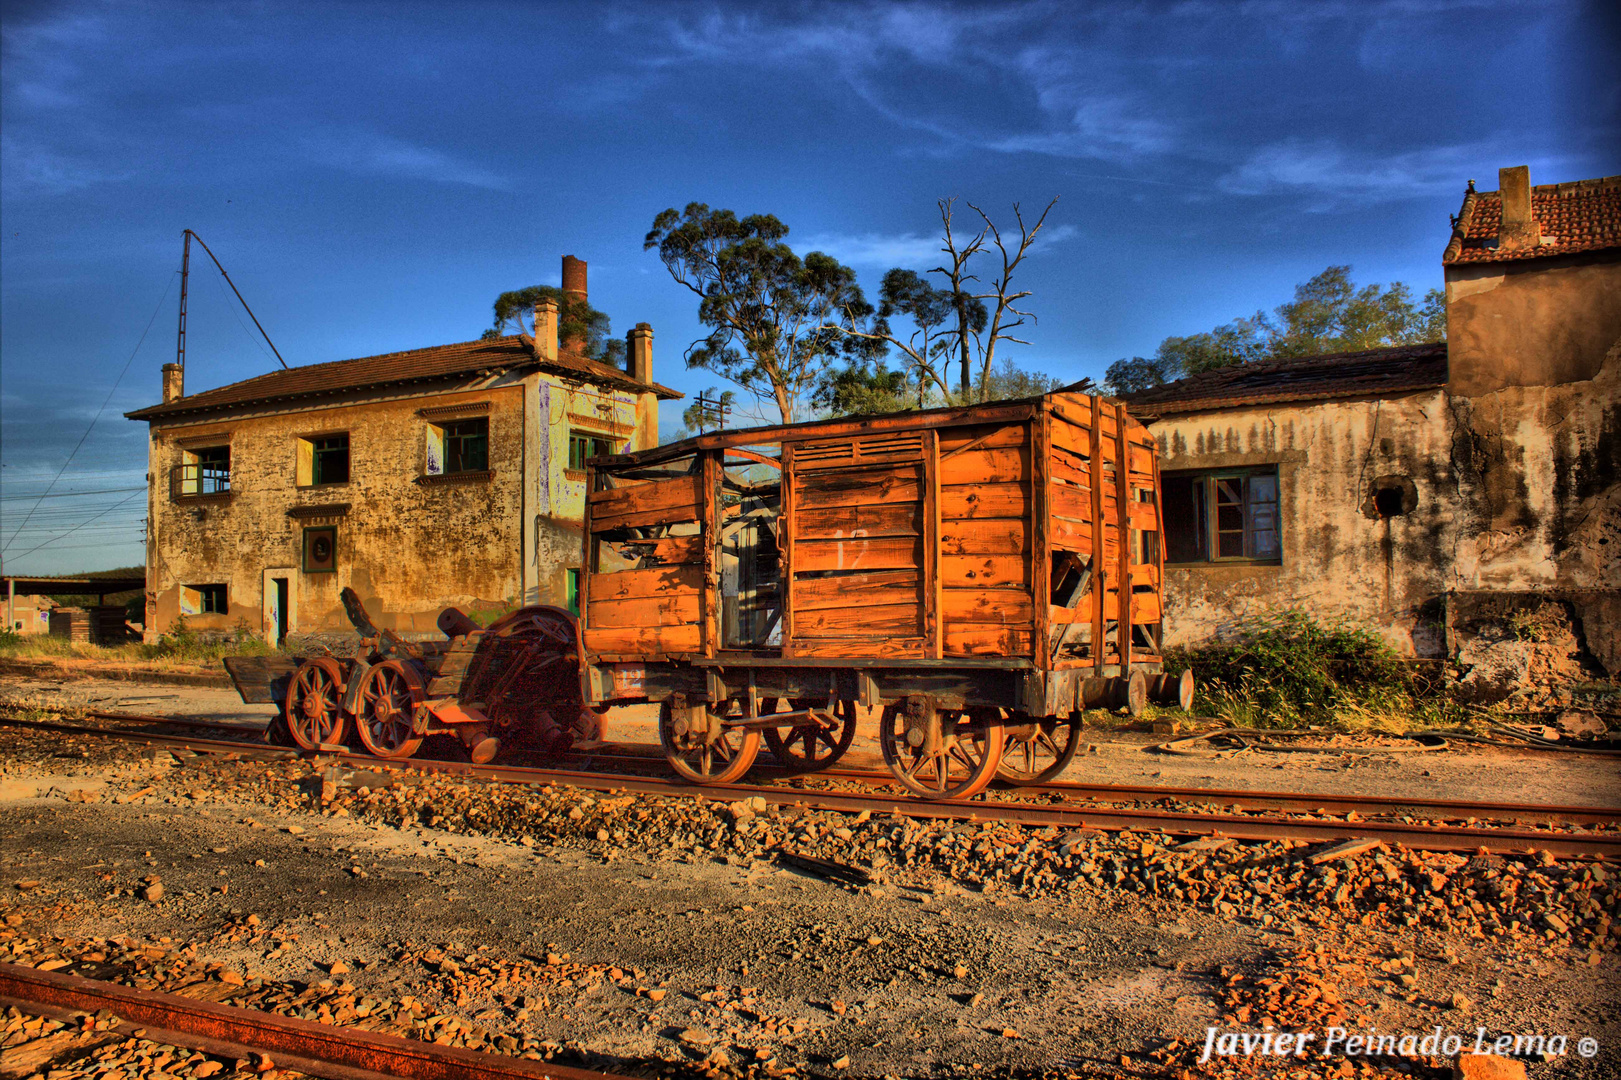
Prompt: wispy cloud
<box><xmin>1216</xmin><ymin>139</ymin><xmax>1484</xmax><ymax>204</ymax></box>
<box><xmin>798</xmin><ymin>221</ymin><xmax>1078</xmax><ymax>269</ymax></box>
<box><xmin>0</xmin><ymin>133</ymin><xmax>119</xmax><ymax>197</ymax></box>
<box><xmin>302</xmin><ymin>132</ymin><xmax>510</xmax><ymax>190</ymax></box>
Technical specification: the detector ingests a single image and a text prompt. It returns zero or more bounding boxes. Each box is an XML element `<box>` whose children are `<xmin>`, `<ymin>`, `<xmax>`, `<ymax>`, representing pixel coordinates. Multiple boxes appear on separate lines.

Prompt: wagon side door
<box><xmin>782</xmin><ymin>431</ymin><xmax>931</xmax><ymax>659</ymax></box>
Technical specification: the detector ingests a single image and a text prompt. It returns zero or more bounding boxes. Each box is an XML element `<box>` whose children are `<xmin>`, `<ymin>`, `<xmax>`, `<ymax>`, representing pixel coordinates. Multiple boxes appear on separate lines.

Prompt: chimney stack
<box><xmin>1497</xmin><ymin>165</ymin><xmax>1541</xmax><ymax>250</ymax></box>
<box><xmin>162</xmin><ymin>363</ymin><xmax>184</xmax><ymax>403</ymax></box>
<box><xmin>627</xmin><ymin>323</ymin><xmax>653</xmax><ymax>384</ymax></box>
<box><xmin>559</xmin><ymin>255</ymin><xmax>587</xmax><ymax>354</ymax></box>
<box><xmin>533</xmin><ymin>296</ymin><xmax>559</xmax><ymax>361</ymax></box>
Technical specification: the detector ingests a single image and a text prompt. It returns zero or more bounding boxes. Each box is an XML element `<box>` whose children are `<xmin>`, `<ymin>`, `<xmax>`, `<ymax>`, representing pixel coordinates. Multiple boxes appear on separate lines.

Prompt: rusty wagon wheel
<box><xmin>878</xmin><ymin>702</ymin><xmax>1003</xmax><ymax>800</ymax></box>
<box><xmin>355</xmin><ymin>659</ymin><xmax>427</xmax><ymax>760</ymax></box>
<box><xmin>659</xmin><ymin>700</ymin><xmax>761</xmax><ymax>786</ymax></box>
<box><xmin>284</xmin><ymin>658</ymin><xmax>349</xmax><ymax>751</ymax></box>
<box><xmin>762</xmin><ymin>698</ymin><xmax>858</xmax><ymax>773</ymax></box>
<box><xmin>997</xmin><ymin>714</ymin><xmax>1082</xmax><ymax>785</ymax></box>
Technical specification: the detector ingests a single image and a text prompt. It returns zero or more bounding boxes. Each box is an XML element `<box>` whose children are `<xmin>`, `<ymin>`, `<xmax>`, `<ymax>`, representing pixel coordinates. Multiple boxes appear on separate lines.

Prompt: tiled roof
<box><xmin>1444</xmin><ymin>176</ymin><xmax>1621</xmax><ymax>265</ymax></box>
<box><xmin>1122</xmin><ymin>342</ymin><xmax>1447</xmax><ymax>418</ymax></box>
<box><xmin>126</xmin><ymin>335</ymin><xmax>679</xmax><ymax>421</ymax></box>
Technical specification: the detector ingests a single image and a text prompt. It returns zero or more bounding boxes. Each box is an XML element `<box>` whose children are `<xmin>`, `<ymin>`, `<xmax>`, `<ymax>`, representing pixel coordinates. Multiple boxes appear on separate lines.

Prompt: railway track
<box><xmin>4</xmin><ymin>708</ymin><xmax>1618</xmax><ymax>859</ymax></box>
<box><xmin>0</xmin><ymin>962</ymin><xmax>624</xmax><ymax>1080</ymax></box>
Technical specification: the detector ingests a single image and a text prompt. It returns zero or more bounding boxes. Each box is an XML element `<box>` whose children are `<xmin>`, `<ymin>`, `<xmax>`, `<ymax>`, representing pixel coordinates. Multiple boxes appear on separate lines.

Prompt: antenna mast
<box><xmin>175</xmin><ymin>229</ymin><xmax>289</xmax><ymax>371</ymax></box>
<box><xmin>176</xmin><ymin>230</ymin><xmax>191</xmax><ymax>370</ymax></box>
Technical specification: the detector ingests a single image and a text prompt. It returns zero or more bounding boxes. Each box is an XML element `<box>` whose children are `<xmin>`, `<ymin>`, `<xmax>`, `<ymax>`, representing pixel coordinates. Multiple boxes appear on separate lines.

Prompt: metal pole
<box><xmin>176</xmin><ymin>230</ymin><xmax>191</xmax><ymax>371</ymax></box>
<box><xmin>187</xmin><ymin>231</ymin><xmax>288</xmax><ymax>370</ymax></box>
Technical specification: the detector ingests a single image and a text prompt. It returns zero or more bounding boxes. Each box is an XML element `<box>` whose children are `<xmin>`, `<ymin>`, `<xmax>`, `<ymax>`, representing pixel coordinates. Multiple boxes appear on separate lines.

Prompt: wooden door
<box><xmin>783</xmin><ymin>432</ymin><xmax>930</xmax><ymax>658</ymax></box>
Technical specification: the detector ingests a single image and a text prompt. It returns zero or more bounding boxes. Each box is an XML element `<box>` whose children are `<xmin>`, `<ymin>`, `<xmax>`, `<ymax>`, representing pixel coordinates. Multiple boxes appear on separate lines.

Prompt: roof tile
<box><xmin>126</xmin><ymin>335</ymin><xmax>679</xmax><ymax>421</ymax></box>
<box><xmin>1444</xmin><ymin>176</ymin><xmax>1621</xmax><ymax>266</ymax></box>
<box><xmin>1123</xmin><ymin>342</ymin><xmax>1447</xmax><ymax>417</ymax></box>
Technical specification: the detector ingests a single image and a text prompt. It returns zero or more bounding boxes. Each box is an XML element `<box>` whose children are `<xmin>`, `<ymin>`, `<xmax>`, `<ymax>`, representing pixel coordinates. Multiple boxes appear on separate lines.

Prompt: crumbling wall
<box><xmin>1150</xmin><ymin>388</ymin><xmax>1455</xmax><ymax>656</ymax></box>
<box><xmin>146</xmin><ymin>384</ymin><xmax>527</xmax><ymax>641</ymax></box>
<box><xmin>1446</xmin><ymin>338</ymin><xmax>1621</xmax><ymax>678</ymax></box>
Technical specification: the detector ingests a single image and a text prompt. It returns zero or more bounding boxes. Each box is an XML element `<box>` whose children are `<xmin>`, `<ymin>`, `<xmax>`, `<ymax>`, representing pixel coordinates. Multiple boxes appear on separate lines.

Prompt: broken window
<box><xmin>568</xmin><ymin>431</ymin><xmax>619</xmax><ymax>471</ymax></box>
<box><xmin>297</xmin><ymin>434</ymin><xmax>350</xmax><ymax>486</ymax></box>
<box><xmin>174</xmin><ymin>445</ymin><xmax>229</xmax><ymax>497</ymax></box>
<box><xmin>1162</xmin><ymin>467</ymin><xmax>1281</xmax><ymax>565</ymax></box>
<box><xmin>179</xmin><ymin>584</ymin><xmax>228</xmax><ymax>615</ymax></box>
<box><xmin>442</xmin><ymin>418</ymin><xmax>489</xmax><ymax>474</ymax></box>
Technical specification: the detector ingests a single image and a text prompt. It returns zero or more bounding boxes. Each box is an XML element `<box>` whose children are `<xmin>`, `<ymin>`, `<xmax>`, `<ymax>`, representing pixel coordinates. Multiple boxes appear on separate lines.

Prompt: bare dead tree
<box><xmin>963</xmin><ymin>197</ymin><xmax>1058</xmax><ymax>400</ymax></box>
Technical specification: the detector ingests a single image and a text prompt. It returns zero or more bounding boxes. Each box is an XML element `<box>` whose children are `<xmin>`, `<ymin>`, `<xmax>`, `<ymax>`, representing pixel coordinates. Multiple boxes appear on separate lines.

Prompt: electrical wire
<box><xmin>4</xmin><ymin>491</ymin><xmax>146</xmax><ymax>564</ymax></box>
<box><xmin>1</xmin><ymin>272</ymin><xmax>177</xmax><ymax>555</ymax></box>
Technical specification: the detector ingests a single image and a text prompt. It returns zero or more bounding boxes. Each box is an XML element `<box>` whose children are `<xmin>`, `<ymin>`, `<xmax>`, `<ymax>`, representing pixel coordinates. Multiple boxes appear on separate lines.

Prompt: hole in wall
<box><xmin>1364</xmin><ymin>475</ymin><xmax>1418</xmax><ymax>519</ymax></box>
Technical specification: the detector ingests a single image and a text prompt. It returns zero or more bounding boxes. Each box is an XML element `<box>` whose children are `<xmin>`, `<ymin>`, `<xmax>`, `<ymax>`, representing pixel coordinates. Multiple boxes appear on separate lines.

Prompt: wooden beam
<box><xmin>1114</xmin><ymin>401</ymin><xmax>1132</xmax><ymax>674</ymax></box>
<box><xmin>1088</xmin><ymin>396</ymin><xmax>1106</xmax><ymax>676</ymax></box>
<box><xmin>925</xmin><ymin>429</ymin><xmax>942</xmax><ymax>659</ymax></box>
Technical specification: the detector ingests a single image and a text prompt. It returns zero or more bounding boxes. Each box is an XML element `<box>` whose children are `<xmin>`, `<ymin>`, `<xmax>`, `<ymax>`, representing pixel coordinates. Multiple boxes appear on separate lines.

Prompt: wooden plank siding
<box><xmin>938</xmin><ymin>422</ymin><xmax>1035</xmax><ymax>659</ymax></box>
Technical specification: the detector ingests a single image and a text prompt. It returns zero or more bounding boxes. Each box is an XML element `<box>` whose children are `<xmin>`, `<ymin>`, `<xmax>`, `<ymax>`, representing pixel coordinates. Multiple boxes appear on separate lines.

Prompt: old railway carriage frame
<box><xmin>580</xmin><ymin>390</ymin><xmax>1187</xmax><ymax>800</ymax></box>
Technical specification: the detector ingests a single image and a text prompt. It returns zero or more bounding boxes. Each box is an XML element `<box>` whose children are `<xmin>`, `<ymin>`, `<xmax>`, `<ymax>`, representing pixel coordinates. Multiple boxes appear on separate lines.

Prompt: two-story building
<box><xmin>126</xmin><ymin>257</ymin><xmax>680</xmax><ymax>644</ymax></box>
<box><xmin>1125</xmin><ymin>167</ymin><xmax>1620</xmax><ymax>684</ymax></box>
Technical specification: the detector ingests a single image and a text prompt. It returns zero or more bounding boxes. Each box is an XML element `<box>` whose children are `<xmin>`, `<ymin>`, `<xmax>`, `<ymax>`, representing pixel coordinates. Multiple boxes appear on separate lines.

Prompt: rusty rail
<box><xmin>5</xmin><ymin>711</ymin><xmax>1618</xmax><ymax>858</ymax></box>
<box><xmin>0</xmin><ymin>962</ymin><xmax>623</xmax><ymax>1080</ymax></box>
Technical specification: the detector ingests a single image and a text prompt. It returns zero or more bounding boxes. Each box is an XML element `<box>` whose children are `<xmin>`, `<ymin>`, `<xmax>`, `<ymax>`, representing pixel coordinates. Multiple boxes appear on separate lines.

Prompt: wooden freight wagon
<box><xmin>580</xmin><ymin>389</ymin><xmax>1191</xmax><ymax>800</ymax></box>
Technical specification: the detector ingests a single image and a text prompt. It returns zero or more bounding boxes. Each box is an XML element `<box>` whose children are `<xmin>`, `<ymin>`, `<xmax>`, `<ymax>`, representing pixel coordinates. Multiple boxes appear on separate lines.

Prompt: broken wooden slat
<box><xmin>939</xmin><ymin>520</ymin><xmax>1028</xmax><ymax>556</ymax></box>
<box><xmin>942</xmin><ymin>588</ymin><xmax>1033</xmax><ymax>626</ymax></box>
<box><xmin>940</xmin><ymin>482</ymin><xmax>1030</xmax><ymax>520</ymax></box>
<box><xmin>1304</xmin><ymin>838</ymin><xmax>1384</xmax><ymax>865</ymax></box>
<box><xmin>585</xmin><ymin>593</ymin><xmax>700</xmax><ymax>629</ymax></box>
<box><xmin>938</xmin><ymin>446</ymin><xmax>1027</xmax><ymax>486</ymax></box>
<box><xmin>587</xmin><ymin>564</ymin><xmax>703</xmax><ymax>602</ymax></box>
<box><xmin>793</xmin><ymin>569</ymin><xmax>919</xmax><ymax>609</ymax></box>
<box><xmin>793</xmin><ymin>603</ymin><xmax>922</xmax><ymax>637</ymax></box>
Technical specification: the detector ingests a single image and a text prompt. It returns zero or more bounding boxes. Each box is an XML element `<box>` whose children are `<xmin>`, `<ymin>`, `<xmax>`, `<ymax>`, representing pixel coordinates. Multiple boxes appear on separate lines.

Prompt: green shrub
<box><xmin>1164</xmin><ymin>609</ymin><xmax>1424</xmax><ymax>728</ymax></box>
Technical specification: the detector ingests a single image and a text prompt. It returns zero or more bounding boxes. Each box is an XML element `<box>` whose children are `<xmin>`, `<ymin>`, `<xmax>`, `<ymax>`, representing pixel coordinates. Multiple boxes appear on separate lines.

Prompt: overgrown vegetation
<box><xmin>0</xmin><ymin>614</ymin><xmax>276</xmax><ymax>666</ymax></box>
<box><xmin>1164</xmin><ymin>609</ymin><xmax>1438</xmax><ymax>728</ymax></box>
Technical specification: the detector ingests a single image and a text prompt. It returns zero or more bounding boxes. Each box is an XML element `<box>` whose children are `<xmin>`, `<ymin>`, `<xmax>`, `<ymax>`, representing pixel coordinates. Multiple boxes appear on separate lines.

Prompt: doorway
<box><xmin>262</xmin><ymin>568</ymin><xmax>296</xmax><ymax>646</ymax></box>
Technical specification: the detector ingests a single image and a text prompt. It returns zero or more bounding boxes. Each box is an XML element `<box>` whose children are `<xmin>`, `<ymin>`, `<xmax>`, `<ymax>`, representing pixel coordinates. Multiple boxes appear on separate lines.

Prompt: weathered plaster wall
<box><xmin>145</xmin><ymin>384</ymin><xmax>527</xmax><ymax>640</ymax></box>
<box><xmin>1446</xmin><ymin>252</ymin><xmax>1621</xmax><ymax>396</ymax></box>
<box><xmin>1448</xmin><ymin>339</ymin><xmax>1621</xmax><ymax>594</ymax></box>
<box><xmin>1149</xmin><ymin>389</ymin><xmax>1455</xmax><ymax>655</ymax></box>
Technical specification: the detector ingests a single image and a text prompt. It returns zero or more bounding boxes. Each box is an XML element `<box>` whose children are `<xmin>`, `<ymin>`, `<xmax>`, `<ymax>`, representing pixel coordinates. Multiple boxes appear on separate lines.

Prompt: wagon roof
<box><xmin>126</xmin><ymin>334</ymin><xmax>680</xmax><ymax>422</ymax></box>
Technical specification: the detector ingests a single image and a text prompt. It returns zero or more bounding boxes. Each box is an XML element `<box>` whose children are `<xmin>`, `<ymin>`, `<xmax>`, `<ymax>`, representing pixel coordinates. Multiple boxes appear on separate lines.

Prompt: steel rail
<box><xmin>4</xmin><ymin>712</ymin><xmax>1616</xmax><ymax>857</ymax></box>
<box><xmin>45</xmin><ymin>710</ymin><xmax>1621</xmax><ymax>826</ymax></box>
<box><xmin>0</xmin><ymin>962</ymin><xmax>623</xmax><ymax>1080</ymax></box>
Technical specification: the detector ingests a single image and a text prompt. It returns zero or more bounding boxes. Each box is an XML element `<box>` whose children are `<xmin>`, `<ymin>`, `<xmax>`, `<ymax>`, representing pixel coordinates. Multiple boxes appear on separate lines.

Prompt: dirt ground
<box><xmin>1</xmin><ymin>673</ymin><xmax>1618</xmax><ymax>1079</ymax></box>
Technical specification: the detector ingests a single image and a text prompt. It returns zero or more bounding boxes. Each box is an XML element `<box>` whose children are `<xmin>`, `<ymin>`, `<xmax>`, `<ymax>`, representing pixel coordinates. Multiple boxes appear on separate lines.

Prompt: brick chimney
<box><xmin>627</xmin><ymin>323</ymin><xmax>653</xmax><ymax>384</ymax></box>
<box><xmin>533</xmin><ymin>296</ymin><xmax>559</xmax><ymax>361</ymax></box>
<box><xmin>1497</xmin><ymin>165</ymin><xmax>1541</xmax><ymax>251</ymax></box>
<box><xmin>560</xmin><ymin>255</ymin><xmax>587</xmax><ymax>354</ymax></box>
<box><xmin>162</xmin><ymin>363</ymin><xmax>184</xmax><ymax>403</ymax></box>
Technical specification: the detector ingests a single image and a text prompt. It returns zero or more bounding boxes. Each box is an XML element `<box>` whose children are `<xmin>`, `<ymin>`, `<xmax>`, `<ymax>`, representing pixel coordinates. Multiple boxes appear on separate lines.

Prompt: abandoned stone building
<box><xmin>126</xmin><ymin>257</ymin><xmax>679</xmax><ymax>644</ymax></box>
<box><xmin>1126</xmin><ymin>166</ymin><xmax>1620</xmax><ymax>685</ymax></box>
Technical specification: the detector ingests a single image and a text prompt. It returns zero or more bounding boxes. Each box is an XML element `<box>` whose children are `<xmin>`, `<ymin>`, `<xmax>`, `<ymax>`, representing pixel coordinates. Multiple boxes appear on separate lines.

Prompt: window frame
<box><xmin>1162</xmin><ymin>466</ymin><xmax>1282</xmax><ymax>567</ymax></box>
<box><xmin>174</xmin><ymin>444</ymin><xmax>231</xmax><ymax>498</ymax></box>
<box><xmin>297</xmin><ymin>433</ymin><xmax>350</xmax><ymax>488</ymax></box>
<box><xmin>441</xmin><ymin>417</ymin><xmax>489</xmax><ymax>475</ymax></box>
<box><xmin>567</xmin><ymin>430</ymin><xmax>619</xmax><ymax>472</ymax></box>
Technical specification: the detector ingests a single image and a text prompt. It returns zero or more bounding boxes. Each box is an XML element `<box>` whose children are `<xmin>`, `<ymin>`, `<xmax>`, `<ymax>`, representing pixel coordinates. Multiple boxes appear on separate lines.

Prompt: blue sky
<box><xmin>2</xmin><ymin>0</ymin><xmax>1615</xmax><ymax>574</ymax></box>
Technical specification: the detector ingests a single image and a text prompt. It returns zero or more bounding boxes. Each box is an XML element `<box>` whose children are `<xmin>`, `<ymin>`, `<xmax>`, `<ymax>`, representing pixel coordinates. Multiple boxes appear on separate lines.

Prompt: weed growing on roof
<box><xmin>1164</xmin><ymin>609</ymin><xmax>1436</xmax><ymax>728</ymax></box>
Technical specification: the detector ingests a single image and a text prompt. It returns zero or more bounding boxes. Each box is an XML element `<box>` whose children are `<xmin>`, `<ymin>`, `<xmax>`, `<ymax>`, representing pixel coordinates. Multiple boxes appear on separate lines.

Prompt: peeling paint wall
<box><xmin>142</xmin><ymin>369</ymin><xmax>663</xmax><ymax>642</ymax></box>
<box><xmin>146</xmin><ymin>384</ymin><xmax>528</xmax><ymax>641</ymax></box>
<box><xmin>1149</xmin><ymin>389</ymin><xmax>1455</xmax><ymax>655</ymax></box>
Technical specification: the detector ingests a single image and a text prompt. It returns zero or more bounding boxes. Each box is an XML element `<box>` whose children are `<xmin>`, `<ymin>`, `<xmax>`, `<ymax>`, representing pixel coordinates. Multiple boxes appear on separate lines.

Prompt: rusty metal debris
<box><xmin>0</xmin><ymin>962</ymin><xmax>625</xmax><ymax>1080</ymax></box>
